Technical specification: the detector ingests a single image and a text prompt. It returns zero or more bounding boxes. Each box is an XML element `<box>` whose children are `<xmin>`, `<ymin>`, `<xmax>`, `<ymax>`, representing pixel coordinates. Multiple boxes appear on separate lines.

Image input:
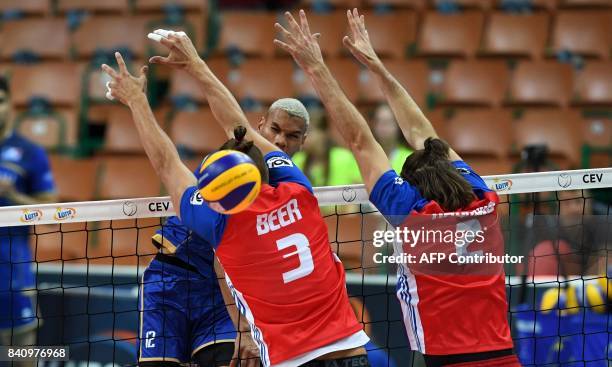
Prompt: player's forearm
<box><xmin>188</xmin><ymin>60</ymin><xmax>249</xmax><ymax>137</ymax></box>
<box><xmin>372</xmin><ymin>66</ymin><xmax>436</xmax><ymax>149</ymax></box>
<box><xmin>214</xmin><ymin>259</ymin><xmax>250</xmax><ymax>332</ymax></box>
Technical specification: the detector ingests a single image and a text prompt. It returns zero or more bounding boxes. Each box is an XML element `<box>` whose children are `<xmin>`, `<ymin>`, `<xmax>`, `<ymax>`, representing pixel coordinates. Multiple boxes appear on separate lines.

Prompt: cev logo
<box><xmin>54</xmin><ymin>207</ymin><xmax>76</xmax><ymax>221</ymax></box>
<box><xmin>20</xmin><ymin>209</ymin><xmax>42</xmax><ymax>223</ymax></box>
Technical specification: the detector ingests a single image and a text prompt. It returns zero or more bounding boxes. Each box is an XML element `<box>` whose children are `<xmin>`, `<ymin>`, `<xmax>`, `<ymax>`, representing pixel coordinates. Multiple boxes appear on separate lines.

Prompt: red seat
<box><xmin>580</xmin><ymin>116</ymin><xmax>611</xmax><ymax>168</ymax></box>
<box><xmin>514</xmin><ymin>109</ymin><xmax>582</xmax><ymax>168</ymax></box>
<box><xmin>103</xmin><ymin>107</ymin><xmax>146</xmax><ymax>154</ymax></box>
<box><xmin>433</xmin><ymin>0</ymin><xmax>494</xmax><ymax>10</ymax></box>
<box><xmin>218</xmin><ymin>12</ymin><xmax>277</xmax><ymax>58</ymax></box>
<box><xmin>9</xmin><ymin>63</ymin><xmax>82</xmax><ymax>108</ymax></box>
<box><xmin>57</xmin><ymin>0</ymin><xmax>130</xmax><ymax>14</ymax></box>
<box><xmin>134</xmin><ymin>0</ymin><xmax>208</xmax><ymax>13</ymax></box>
<box><xmin>464</xmin><ymin>157</ymin><xmax>514</xmax><ymax>176</ymax></box>
<box><xmin>49</xmin><ymin>155</ymin><xmax>98</xmax><ymax>202</ymax></box>
<box><xmin>574</xmin><ymin>61</ymin><xmax>612</xmax><ymax>106</ymax></box>
<box><xmin>293</xmin><ymin>11</ymin><xmax>345</xmax><ymax>58</ymax></box>
<box><xmin>169</xmin><ymin>60</ymin><xmax>231</xmax><ymax>104</ymax></box>
<box><xmin>508</xmin><ymin>61</ymin><xmax>574</xmax><ymax>107</ymax></box>
<box><xmin>445</xmin><ymin>108</ymin><xmax>513</xmax><ymax>158</ymax></box>
<box><xmin>97</xmin><ymin>156</ymin><xmax>163</xmax><ymax>199</ymax></box>
<box><xmin>482</xmin><ymin>12</ymin><xmax>549</xmax><ymax>60</ymax></box>
<box><xmin>358</xmin><ymin>10</ymin><xmax>418</xmax><ymax>59</ymax></box>
<box><xmin>170</xmin><ymin>108</ymin><xmax>228</xmax><ymax>155</ymax></box>
<box><xmin>0</xmin><ymin>0</ymin><xmax>49</xmax><ymax>16</ymax></box>
<box><xmin>418</xmin><ymin>11</ymin><xmax>485</xmax><ymax>58</ymax></box>
<box><xmin>552</xmin><ymin>11</ymin><xmax>611</xmax><ymax>60</ymax></box>
<box><xmin>15</xmin><ymin>107</ymin><xmax>79</xmax><ymax>150</ymax></box>
<box><xmin>358</xmin><ymin>60</ymin><xmax>429</xmax><ymax>108</ymax></box>
<box><xmin>229</xmin><ymin>59</ymin><xmax>295</xmax><ymax>104</ymax></box>
<box><xmin>560</xmin><ymin>0</ymin><xmax>612</xmax><ymax>7</ymax></box>
<box><xmin>301</xmin><ymin>0</ymin><xmax>362</xmax><ymax>8</ymax></box>
<box><xmin>442</xmin><ymin>60</ymin><xmax>509</xmax><ymax>107</ymax></box>
<box><xmin>0</xmin><ymin>19</ymin><xmax>69</xmax><ymax>61</ymax></box>
<box><xmin>295</xmin><ymin>58</ymin><xmax>360</xmax><ymax>103</ymax></box>
<box><xmin>364</xmin><ymin>0</ymin><xmax>427</xmax><ymax>10</ymax></box>
<box><xmin>72</xmin><ymin>16</ymin><xmax>148</xmax><ymax>59</ymax></box>
<box><xmin>95</xmin><ymin>218</ymin><xmax>160</xmax><ymax>266</ymax></box>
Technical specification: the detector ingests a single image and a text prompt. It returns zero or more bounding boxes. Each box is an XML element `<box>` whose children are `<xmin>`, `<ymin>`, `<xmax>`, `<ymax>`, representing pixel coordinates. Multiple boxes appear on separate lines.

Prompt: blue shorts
<box><xmin>138</xmin><ymin>258</ymin><xmax>236</xmax><ymax>363</ymax></box>
<box><xmin>0</xmin><ymin>290</ymin><xmax>36</xmax><ymax>331</ymax></box>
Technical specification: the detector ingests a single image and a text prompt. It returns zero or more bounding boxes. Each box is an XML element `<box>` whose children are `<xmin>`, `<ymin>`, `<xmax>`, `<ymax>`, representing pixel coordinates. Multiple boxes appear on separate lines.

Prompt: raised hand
<box><xmin>147</xmin><ymin>29</ymin><xmax>202</xmax><ymax>72</ymax></box>
<box><xmin>101</xmin><ymin>52</ymin><xmax>148</xmax><ymax>106</ymax></box>
<box><xmin>342</xmin><ymin>8</ymin><xmax>382</xmax><ymax>71</ymax></box>
<box><xmin>274</xmin><ymin>10</ymin><xmax>324</xmax><ymax>74</ymax></box>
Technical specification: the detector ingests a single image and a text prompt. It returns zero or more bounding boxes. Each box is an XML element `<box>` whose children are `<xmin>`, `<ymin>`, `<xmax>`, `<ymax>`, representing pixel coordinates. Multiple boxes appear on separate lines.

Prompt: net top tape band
<box><xmin>1</xmin><ymin>167</ymin><xmax>610</xmax><ymax>226</ymax></box>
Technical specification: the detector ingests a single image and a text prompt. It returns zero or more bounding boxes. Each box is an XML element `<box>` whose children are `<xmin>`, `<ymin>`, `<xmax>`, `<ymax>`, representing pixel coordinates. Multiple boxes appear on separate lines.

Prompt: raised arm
<box><xmin>274</xmin><ymin>11</ymin><xmax>390</xmax><ymax>192</ymax></box>
<box><xmin>147</xmin><ymin>30</ymin><xmax>279</xmax><ymax>156</ymax></box>
<box><xmin>343</xmin><ymin>9</ymin><xmax>461</xmax><ymax>161</ymax></box>
<box><xmin>102</xmin><ymin>52</ymin><xmax>194</xmax><ymax>216</ymax></box>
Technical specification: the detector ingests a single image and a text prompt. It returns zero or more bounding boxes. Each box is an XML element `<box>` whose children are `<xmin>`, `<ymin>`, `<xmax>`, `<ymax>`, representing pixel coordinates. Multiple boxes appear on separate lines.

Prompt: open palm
<box><xmin>343</xmin><ymin>8</ymin><xmax>381</xmax><ymax>70</ymax></box>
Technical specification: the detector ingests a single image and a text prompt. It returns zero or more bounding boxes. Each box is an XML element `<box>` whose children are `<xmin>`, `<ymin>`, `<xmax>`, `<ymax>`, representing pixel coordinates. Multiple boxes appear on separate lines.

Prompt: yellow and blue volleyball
<box><xmin>196</xmin><ymin>150</ymin><xmax>261</xmax><ymax>214</ymax></box>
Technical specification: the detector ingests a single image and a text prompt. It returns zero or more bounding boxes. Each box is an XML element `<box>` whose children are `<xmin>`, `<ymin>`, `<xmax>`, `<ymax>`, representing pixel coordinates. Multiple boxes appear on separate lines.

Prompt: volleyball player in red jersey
<box><xmin>102</xmin><ymin>48</ymin><xmax>370</xmax><ymax>366</ymax></box>
<box><xmin>275</xmin><ymin>9</ymin><xmax>518</xmax><ymax>366</ymax></box>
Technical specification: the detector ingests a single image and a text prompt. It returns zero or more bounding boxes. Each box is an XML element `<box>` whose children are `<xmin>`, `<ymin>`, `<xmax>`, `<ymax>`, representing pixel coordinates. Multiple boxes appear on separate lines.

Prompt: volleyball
<box><xmin>196</xmin><ymin>150</ymin><xmax>261</xmax><ymax>214</ymax></box>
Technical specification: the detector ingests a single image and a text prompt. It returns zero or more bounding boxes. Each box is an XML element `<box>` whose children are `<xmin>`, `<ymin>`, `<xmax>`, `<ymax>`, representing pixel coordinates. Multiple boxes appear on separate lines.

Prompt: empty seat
<box><xmin>508</xmin><ymin>61</ymin><xmax>574</xmax><ymax>107</ymax></box>
<box><xmin>169</xmin><ymin>59</ymin><xmax>230</xmax><ymax>104</ymax></box>
<box><xmin>445</xmin><ymin>108</ymin><xmax>513</xmax><ymax>158</ymax></box>
<box><xmin>95</xmin><ymin>218</ymin><xmax>159</xmax><ymax>266</ymax></box>
<box><xmin>229</xmin><ymin>59</ymin><xmax>295</xmax><ymax>103</ymax></box>
<box><xmin>514</xmin><ymin>109</ymin><xmax>582</xmax><ymax>167</ymax></box>
<box><xmin>32</xmin><ymin>223</ymin><xmax>91</xmax><ymax>263</ymax></box>
<box><xmin>442</xmin><ymin>60</ymin><xmax>509</xmax><ymax>107</ymax></box>
<box><xmin>9</xmin><ymin>63</ymin><xmax>81</xmax><ymax>108</ymax></box>
<box><xmin>97</xmin><ymin>156</ymin><xmax>163</xmax><ymax>199</ymax></box>
<box><xmin>358</xmin><ymin>60</ymin><xmax>429</xmax><ymax>107</ymax></box>
<box><xmin>364</xmin><ymin>0</ymin><xmax>427</xmax><ymax>10</ymax></box>
<box><xmin>57</xmin><ymin>0</ymin><xmax>129</xmax><ymax>14</ymax></box>
<box><xmin>134</xmin><ymin>0</ymin><xmax>208</xmax><ymax>13</ymax></box>
<box><xmin>218</xmin><ymin>12</ymin><xmax>277</xmax><ymax>58</ymax></box>
<box><xmin>493</xmin><ymin>0</ymin><xmax>558</xmax><ymax>11</ymax></box>
<box><xmin>103</xmin><ymin>107</ymin><xmax>145</xmax><ymax>154</ymax></box>
<box><xmin>72</xmin><ymin>16</ymin><xmax>148</xmax><ymax>59</ymax></box>
<box><xmin>356</xmin><ymin>10</ymin><xmax>418</xmax><ymax>59</ymax></box>
<box><xmin>464</xmin><ymin>157</ymin><xmax>513</xmax><ymax>176</ymax></box>
<box><xmin>418</xmin><ymin>11</ymin><xmax>485</xmax><ymax>58</ymax></box>
<box><xmin>433</xmin><ymin>0</ymin><xmax>494</xmax><ymax>10</ymax></box>
<box><xmin>295</xmin><ymin>58</ymin><xmax>360</xmax><ymax>103</ymax></box>
<box><xmin>552</xmin><ymin>11</ymin><xmax>611</xmax><ymax>60</ymax></box>
<box><xmin>0</xmin><ymin>19</ymin><xmax>69</xmax><ymax>61</ymax></box>
<box><xmin>15</xmin><ymin>107</ymin><xmax>79</xmax><ymax>150</ymax></box>
<box><xmin>170</xmin><ymin>108</ymin><xmax>228</xmax><ymax>155</ymax></box>
<box><xmin>0</xmin><ymin>0</ymin><xmax>49</xmax><ymax>16</ymax></box>
<box><xmin>144</xmin><ymin>13</ymin><xmax>207</xmax><ymax>56</ymax></box>
<box><xmin>560</xmin><ymin>0</ymin><xmax>612</xmax><ymax>7</ymax></box>
<box><xmin>581</xmin><ymin>116</ymin><xmax>611</xmax><ymax>168</ymax></box>
<box><xmin>49</xmin><ymin>155</ymin><xmax>98</xmax><ymax>202</ymax></box>
<box><xmin>295</xmin><ymin>11</ymin><xmax>345</xmax><ymax>58</ymax></box>
<box><xmin>574</xmin><ymin>61</ymin><xmax>612</xmax><ymax>106</ymax></box>
<box><xmin>301</xmin><ymin>0</ymin><xmax>362</xmax><ymax>8</ymax></box>
<box><xmin>482</xmin><ymin>12</ymin><xmax>549</xmax><ymax>60</ymax></box>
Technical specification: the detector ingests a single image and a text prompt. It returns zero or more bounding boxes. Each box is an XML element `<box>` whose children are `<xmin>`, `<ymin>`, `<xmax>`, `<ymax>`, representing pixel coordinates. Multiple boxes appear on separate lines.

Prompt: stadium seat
<box><xmin>357</xmin><ymin>10</ymin><xmax>418</xmax><ymax>59</ymax></box>
<box><xmin>32</xmin><ymin>223</ymin><xmax>91</xmax><ymax>263</ymax></box>
<box><xmin>296</xmin><ymin>58</ymin><xmax>360</xmax><ymax>103</ymax></box>
<box><xmin>481</xmin><ymin>12</ymin><xmax>549</xmax><ymax>60</ymax></box>
<box><xmin>49</xmin><ymin>155</ymin><xmax>99</xmax><ymax>202</ymax></box>
<box><xmin>56</xmin><ymin>0</ymin><xmax>130</xmax><ymax>14</ymax></box>
<box><xmin>301</xmin><ymin>0</ymin><xmax>362</xmax><ymax>8</ymax></box>
<box><xmin>134</xmin><ymin>0</ymin><xmax>208</xmax><ymax>13</ymax></box>
<box><xmin>9</xmin><ymin>63</ymin><xmax>82</xmax><ymax>108</ymax></box>
<box><xmin>441</xmin><ymin>61</ymin><xmax>509</xmax><ymax>107</ymax></box>
<box><xmin>445</xmin><ymin>108</ymin><xmax>513</xmax><ymax>158</ymax></box>
<box><xmin>168</xmin><ymin>60</ymin><xmax>229</xmax><ymax>105</ymax></box>
<box><xmin>581</xmin><ymin>116</ymin><xmax>611</xmax><ymax>168</ymax></box>
<box><xmin>552</xmin><ymin>11</ymin><xmax>611</xmax><ymax>60</ymax></box>
<box><xmin>103</xmin><ymin>107</ymin><xmax>145</xmax><ymax>154</ymax></box>
<box><xmin>288</xmin><ymin>11</ymin><xmax>345</xmax><ymax>58</ymax></box>
<box><xmin>95</xmin><ymin>218</ymin><xmax>159</xmax><ymax>266</ymax></box>
<box><xmin>358</xmin><ymin>60</ymin><xmax>429</xmax><ymax>108</ymax></box>
<box><xmin>574</xmin><ymin>62</ymin><xmax>612</xmax><ymax>106</ymax></box>
<box><xmin>432</xmin><ymin>0</ymin><xmax>494</xmax><ymax>10</ymax></box>
<box><xmin>0</xmin><ymin>19</ymin><xmax>69</xmax><ymax>61</ymax></box>
<box><xmin>169</xmin><ymin>108</ymin><xmax>228</xmax><ymax>155</ymax></box>
<box><xmin>97</xmin><ymin>156</ymin><xmax>163</xmax><ymax>199</ymax></box>
<box><xmin>417</xmin><ymin>11</ymin><xmax>485</xmax><ymax>59</ymax></box>
<box><xmin>464</xmin><ymin>157</ymin><xmax>514</xmax><ymax>176</ymax></box>
<box><xmin>15</xmin><ymin>107</ymin><xmax>79</xmax><ymax>151</ymax></box>
<box><xmin>508</xmin><ymin>61</ymin><xmax>574</xmax><ymax>107</ymax></box>
<box><xmin>230</xmin><ymin>59</ymin><xmax>295</xmax><ymax>104</ymax></box>
<box><xmin>218</xmin><ymin>12</ymin><xmax>277</xmax><ymax>58</ymax></box>
<box><xmin>559</xmin><ymin>0</ymin><xmax>612</xmax><ymax>7</ymax></box>
<box><xmin>493</xmin><ymin>0</ymin><xmax>558</xmax><ymax>10</ymax></box>
<box><xmin>143</xmin><ymin>13</ymin><xmax>207</xmax><ymax>56</ymax></box>
<box><xmin>71</xmin><ymin>16</ymin><xmax>148</xmax><ymax>59</ymax></box>
<box><xmin>514</xmin><ymin>109</ymin><xmax>582</xmax><ymax>167</ymax></box>
<box><xmin>0</xmin><ymin>0</ymin><xmax>49</xmax><ymax>16</ymax></box>
<box><xmin>364</xmin><ymin>0</ymin><xmax>427</xmax><ymax>10</ymax></box>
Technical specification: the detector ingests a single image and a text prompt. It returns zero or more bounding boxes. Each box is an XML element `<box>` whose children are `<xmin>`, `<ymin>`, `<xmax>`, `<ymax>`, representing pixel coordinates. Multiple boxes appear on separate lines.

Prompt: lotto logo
<box><xmin>267</xmin><ymin>156</ymin><xmax>293</xmax><ymax>168</ymax></box>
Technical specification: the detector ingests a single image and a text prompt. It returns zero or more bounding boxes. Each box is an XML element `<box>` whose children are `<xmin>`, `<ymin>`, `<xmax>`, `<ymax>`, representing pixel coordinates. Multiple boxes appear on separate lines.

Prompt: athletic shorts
<box><xmin>138</xmin><ymin>256</ymin><xmax>236</xmax><ymax>364</ymax></box>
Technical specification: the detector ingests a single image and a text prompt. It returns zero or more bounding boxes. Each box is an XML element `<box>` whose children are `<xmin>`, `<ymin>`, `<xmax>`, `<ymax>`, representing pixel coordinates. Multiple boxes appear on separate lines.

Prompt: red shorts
<box><xmin>446</xmin><ymin>355</ymin><xmax>521</xmax><ymax>367</ymax></box>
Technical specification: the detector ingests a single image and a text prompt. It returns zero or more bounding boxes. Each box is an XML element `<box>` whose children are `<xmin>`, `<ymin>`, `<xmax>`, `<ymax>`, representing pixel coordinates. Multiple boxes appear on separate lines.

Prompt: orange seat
<box><xmin>144</xmin><ymin>13</ymin><xmax>207</xmax><ymax>56</ymax></box>
<box><xmin>218</xmin><ymin>12</ymin><xmax>277</xmax><ymax>58</ymax></box>
<box><xmin>295</xmin><ymin>58</ymin><xmax>360</xmax><ymax>103</ymax></box>
<box><xmin>134</xmin><ymin>0</ymin><xmax>208</xmax><ymax>13</ymax></box>
<box><xmin>482</xmin><ymin>12</ymin><xmax>549</xmax><ymax>60</ymax></box>
<box><xmin>95</xmin><ymin>218</ymin><xmax>160</xmax><ymax>266</ymax></box>
<box><xmin>442</xmin><ymin>60</ymin><xmax>509</xmax><ymax>107</ymax></box>
<box><xmin>552</xmin><ymin>11</ymin><xmax>611</xmax><ymax>60</ymax></box>
<box><xmin>49</xmin><ymin>155</ymin><xmax>98</xmax><ymax>202</ymax></box>
<box><xmin>574</xmin><ymin>61</ymin><xmax>612</xmax><ymax>106</ymax></box>
<box><xmin>294</xmin><ymin>11</ymin><xmax>345</xmax><ymax>58</ymax></box>
<box><xmin>32</xmin><ymin>223</ymin><xmax>91</xmax><ymax>263</ymax></box>
<box><xmin>508</xmin><ymin>61</ymin><xmax>574</xmax><ymax>107</ymax></box>
<box><xmin>358</xmin><ymin>10</ymin><xmax>417</xmax><ymax>59</ymax></box>
<box><xmin>9</xmin><ymin>63</ymin><xmax>82</xmax><ymax>108</ymax></box>
<box><xmin>170</xmin><ymin>108</ymin><xmax>228</xmax><ymax>155</ymax></box>
<box><xmin>97</xmin><ymin>156</ymin><xmax>163</xmax><ymax>199</ymax></box>
<box><xmin>560</xmin><ymin>0</ymin><xmax>612</xmax><ymax>7</ymax></box>
<box><xmin>581</xmin><ymin>116</ymin><xmax>611</xmax><ymax>168</ymax></box>
<box><xmin>103</xmin><ymin>107</ymin><xmax>146</xmax><ymax>154</ymax></box>
<box><xmin>229</xmin><ymin>59</ymin><xmax>295</xmax><ymax>104</ymax></box>
<box><xmin>445</xmin><ymin>108</ymin><xmax>513</xmax><ymax>158</ymax></box>
<box><xmin>72</xmin><ymin>16</ymin><xmax>148</xmax><ymax>59</ymax></box>
<box><xmin>358</xmin><ymin>60</ymin><xmax>429</xmax><ymax>108</ymax></box>
<box><xmin>418</xmin><ymin>11</ymin><xmax>485</xmax><ymax>58</ymax></box>
<box><xmin>0</xmin><ymin>19</ymin><xmax>69</xmax><ymax>61</ymax></box>
<box><xmin>0</xmin><ymin>0</ymin><xmax>49</xmax><ymax>16</ymax></box>
<box><xmin>364</xmin><ymin>0</ymin><xmax>427</xmax><ymax>10</ymax></box>
<box><xmin>493</xmin><ymin>0</ymin><xmax>558</xmax><ymax>10</ymax></box>
<box><xmin>514</xmin><ymin>109</ymin><xmax>582</xmax><ymax>168</ymax></box>
<box><xmin>168</xmin><ymin>59</ymin><xmax>230</xmax><ymax>104</ymax></box>
<box><xmin>465</xmin><ymin>157</ymin><xmax>514</xmax><ymax>176</ymax></box>
<box><xmin>57</xmin><ymin>0</ymin><xmax>129</xmax><ymax>14</ymax></box>
<box><xmin>301</xmin><ymin>0</ymin><xmax>362</xmax><ymax>8</ymax></box>
<box><xmin>433</xmin><ymin>0</ymin><xmax>494</xmax><ymax>10</ymax></box>
<box><xmin>15</xmin><ymin>107</ymin><xmax>79</xmax><ymax>150</ymax></box>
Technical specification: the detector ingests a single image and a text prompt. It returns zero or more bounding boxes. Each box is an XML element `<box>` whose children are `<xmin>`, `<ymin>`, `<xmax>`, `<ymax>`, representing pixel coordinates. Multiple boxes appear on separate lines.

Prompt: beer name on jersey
<box><xmin>256</xmin><ymin>198</ymin><xmax>302</xmax><ymax>235</ymax></box>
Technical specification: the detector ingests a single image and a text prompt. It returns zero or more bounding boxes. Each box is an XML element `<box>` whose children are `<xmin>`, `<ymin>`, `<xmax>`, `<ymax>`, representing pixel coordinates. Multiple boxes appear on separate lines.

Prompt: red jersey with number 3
<box><xmin>216</xmin><ymin>182</ymin><xmax>365</xmax><ymax>366</ymax></box>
